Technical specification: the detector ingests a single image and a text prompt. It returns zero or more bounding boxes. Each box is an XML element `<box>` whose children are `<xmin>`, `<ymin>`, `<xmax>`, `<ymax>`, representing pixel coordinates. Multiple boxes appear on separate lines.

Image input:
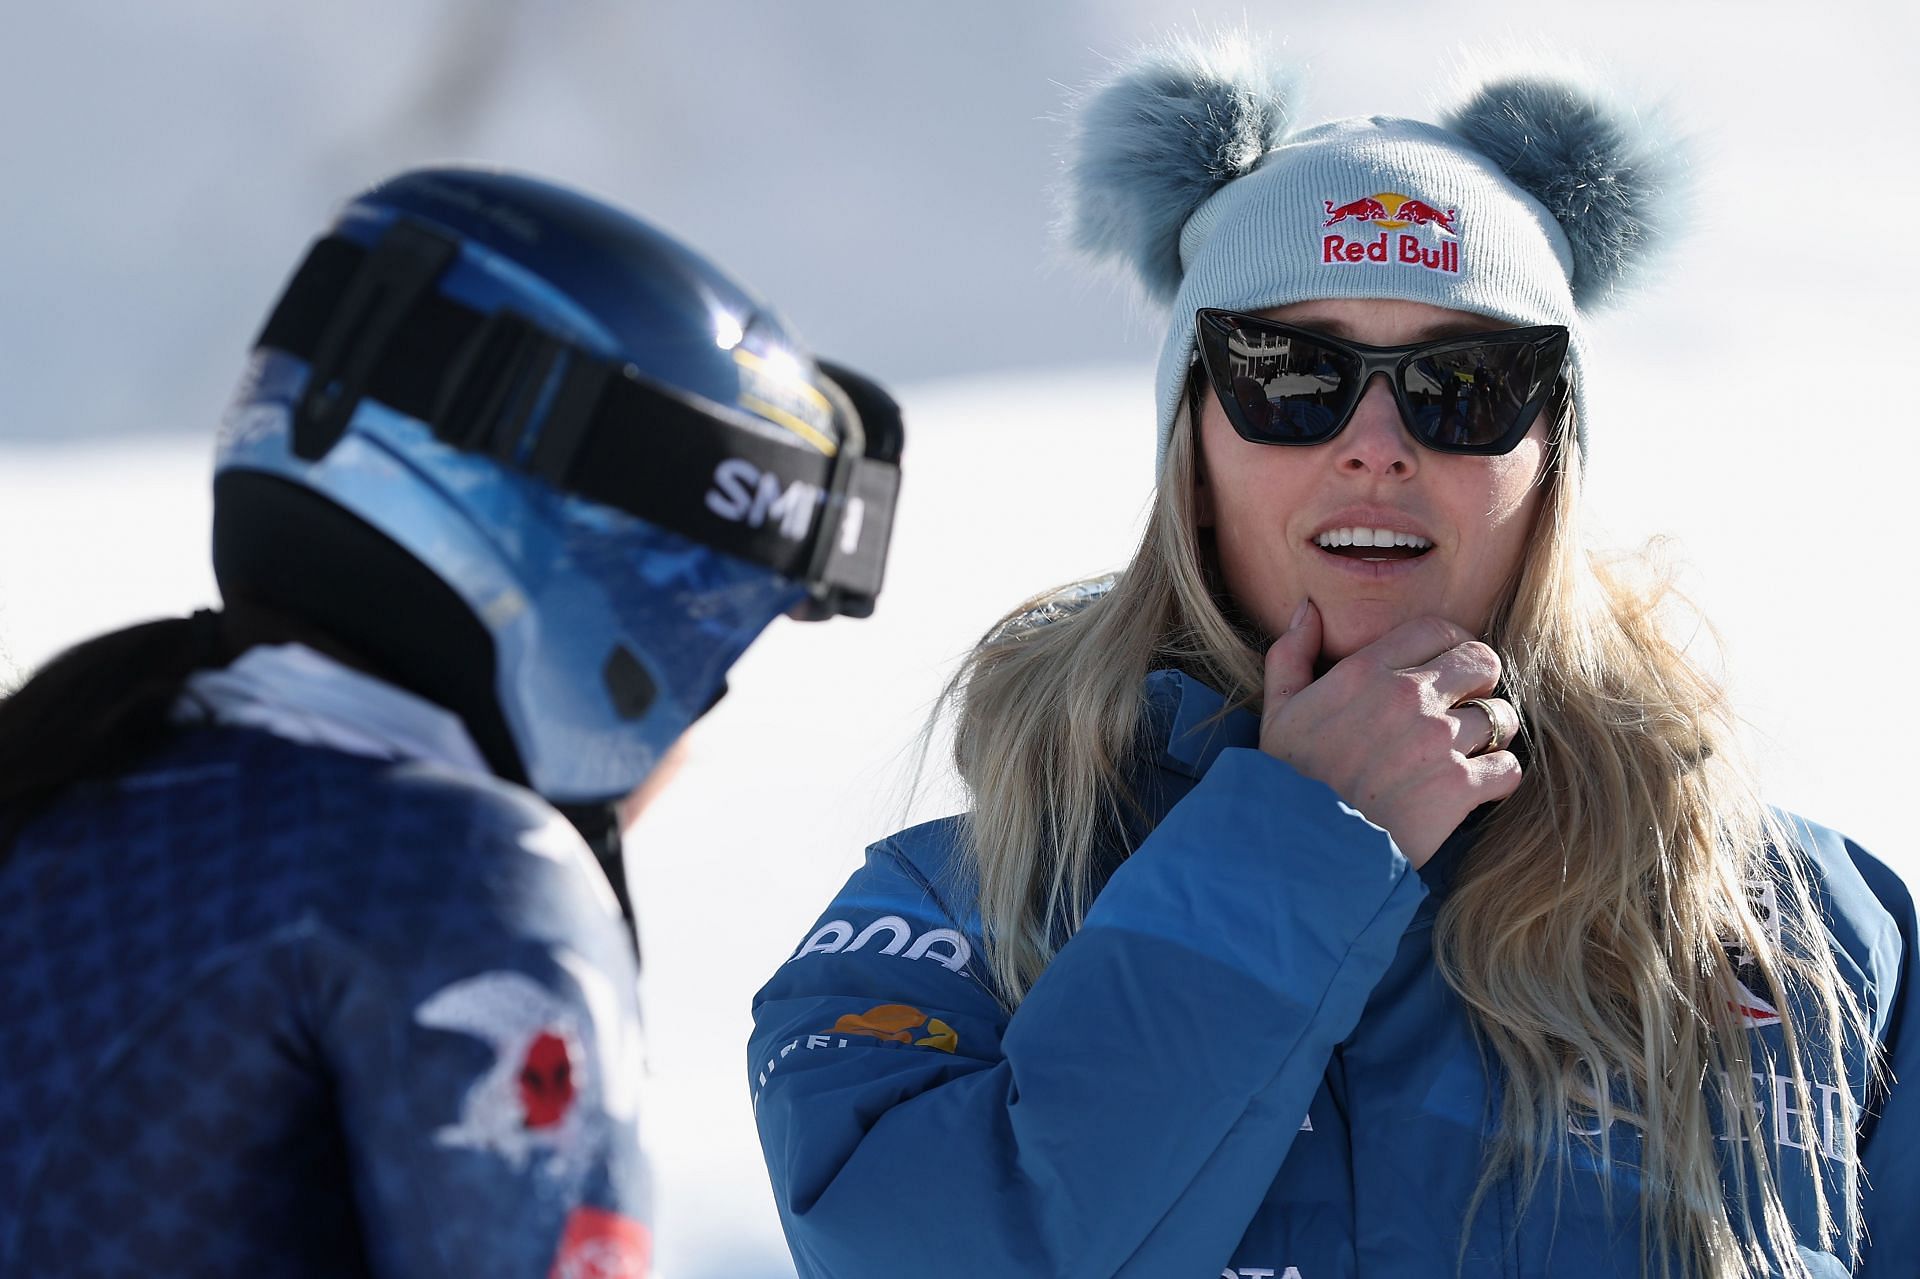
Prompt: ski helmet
<box><xmin>213</xmin><ymin>167</ymin><xmax>902</xmax><ymax>806</ymax></box>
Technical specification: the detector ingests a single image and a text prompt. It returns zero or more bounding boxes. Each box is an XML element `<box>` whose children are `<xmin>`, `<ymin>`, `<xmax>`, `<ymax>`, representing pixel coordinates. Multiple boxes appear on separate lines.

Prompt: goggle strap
<box><xmin>256</xmin><ymin>223</ymin><xmax>899</xmax><ymax>613</ymax></box>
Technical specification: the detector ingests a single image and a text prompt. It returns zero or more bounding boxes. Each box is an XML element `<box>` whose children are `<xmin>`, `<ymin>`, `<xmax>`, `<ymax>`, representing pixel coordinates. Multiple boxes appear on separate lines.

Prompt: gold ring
<box><xmin>1458</xmin><ymin>697</ymin><xmax>1516</xmax><ymax>755</ymax></box>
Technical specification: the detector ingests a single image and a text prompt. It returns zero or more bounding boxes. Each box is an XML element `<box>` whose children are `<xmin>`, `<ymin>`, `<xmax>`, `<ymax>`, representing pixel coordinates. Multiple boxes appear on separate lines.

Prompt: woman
<box><xmin>748</xmin><ymin>38</ymin><xmax>1914</xmax><ymax>1279</ymax></box>
<box><xmin>0</xmin><ymin>168</ymin><xmax>901</xmax><ymax>1278</ymax></box>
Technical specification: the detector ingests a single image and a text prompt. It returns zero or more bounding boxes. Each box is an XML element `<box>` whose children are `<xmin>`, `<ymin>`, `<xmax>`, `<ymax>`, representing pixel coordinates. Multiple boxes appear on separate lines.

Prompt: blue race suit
<box><xmin>0</xmin><ymin>645</ymin><xmax>652</xmax><ymax>1277</ymax></box>
<box><xmin>749</xmin><ymin>669</ymin><xmax>1916</xmax><ymax>1278</ymax></box>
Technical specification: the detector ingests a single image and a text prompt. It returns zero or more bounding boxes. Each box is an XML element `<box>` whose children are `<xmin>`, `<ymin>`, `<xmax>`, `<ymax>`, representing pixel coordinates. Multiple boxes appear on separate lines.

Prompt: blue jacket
<box><xmin>0</xmin><ymin>654</ymin><xmax>651</xmax><ymax>1278</ymax></box>
<box><xmin>750</xmin><ymin>670</ymin><xmax>1917</xmax><ymax>1278</ymax></box>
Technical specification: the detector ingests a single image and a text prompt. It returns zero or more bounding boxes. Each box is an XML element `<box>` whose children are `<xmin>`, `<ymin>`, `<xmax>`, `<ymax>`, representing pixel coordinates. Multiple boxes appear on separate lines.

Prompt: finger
<box><xmin>1357</xmin><ymin>614</ymin><xmax>1477</xmax><ymax>672</ymax></box>
<box><xmin>1452</xmin><ymin>697</ymin><xmax>1520</xmax><ymax>756</ymax></box>
<box><xmin>1466</xmin><ymin>749</ymin><xmax>1524</xmax><ymax>802</ymax></box>
<box><xmin>1449</xmin><ymin>702</ymin><xmax>1495</xmax><ymax>755</ymax></box>
<box><xmin>1484</xmin><ymin>697</ymin><xmax>1520</xmax><ymax>754</ymax></box>
<box><xmin>1423</xmin><ymin>640</ymin><xmax>1501</xmax><ymax>704</ymax></box>
<box><xmin>1262</xmin><ymin>598</ymin><xmax>1321</xmax><ymax>722</ymax></box>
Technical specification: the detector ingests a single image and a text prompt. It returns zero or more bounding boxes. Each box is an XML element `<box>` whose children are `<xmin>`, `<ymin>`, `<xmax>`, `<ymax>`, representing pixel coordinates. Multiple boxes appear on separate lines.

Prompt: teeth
<box><xmin>1316</xmin><ymin>527</ymin><xmax>1431</xmax><ymax>550</ymax></box>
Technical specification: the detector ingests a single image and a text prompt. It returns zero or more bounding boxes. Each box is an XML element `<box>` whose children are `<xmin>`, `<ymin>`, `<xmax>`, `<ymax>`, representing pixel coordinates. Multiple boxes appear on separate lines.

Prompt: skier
<box><xmin>748</xmin><ymin>36</ymin><xmax>1916</xmax><ymax>1279</ymax></box>
<box><xmin>0</xmin><ymin>167</ymin><xmax>901</xmax><ymax>1277</ymax></box>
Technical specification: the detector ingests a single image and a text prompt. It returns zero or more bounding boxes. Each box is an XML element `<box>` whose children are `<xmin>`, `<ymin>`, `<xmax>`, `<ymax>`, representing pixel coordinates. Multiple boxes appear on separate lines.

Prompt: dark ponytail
<box><xmin>0</xmin><ymin>610</ymin><xmax>234</xmax><ymax>856</ymax></box>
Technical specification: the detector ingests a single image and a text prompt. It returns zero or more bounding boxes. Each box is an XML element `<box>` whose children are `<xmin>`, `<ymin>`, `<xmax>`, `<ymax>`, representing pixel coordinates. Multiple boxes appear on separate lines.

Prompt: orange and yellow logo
<box><xmin>830</xmin><ymin>1003</ymin><xmax>959</xmax><ymax>1053</ymax></box>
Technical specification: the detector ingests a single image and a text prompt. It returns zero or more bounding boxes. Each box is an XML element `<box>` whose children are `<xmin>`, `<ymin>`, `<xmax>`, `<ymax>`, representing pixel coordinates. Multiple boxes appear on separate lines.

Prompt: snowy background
<box><xmin>2</xmin><ymin>3</ymin><xmax>1916</xmax><ymax>1275</ymax></box>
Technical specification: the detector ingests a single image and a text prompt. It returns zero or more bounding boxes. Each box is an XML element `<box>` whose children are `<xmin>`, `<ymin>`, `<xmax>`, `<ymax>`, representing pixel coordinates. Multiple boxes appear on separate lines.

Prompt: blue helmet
<box><xmin>213</xmin><ymin>168</ymin><xmax>902</xmax><ymax>807</ymax></box>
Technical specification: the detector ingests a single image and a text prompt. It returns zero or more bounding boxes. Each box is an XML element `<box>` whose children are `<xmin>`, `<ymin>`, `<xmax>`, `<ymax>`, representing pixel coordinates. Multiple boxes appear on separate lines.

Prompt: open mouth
<box><xmin>1314</xmin><ymin>526</ymin><xmax>1433</xmax><ymax>562</ymax></box>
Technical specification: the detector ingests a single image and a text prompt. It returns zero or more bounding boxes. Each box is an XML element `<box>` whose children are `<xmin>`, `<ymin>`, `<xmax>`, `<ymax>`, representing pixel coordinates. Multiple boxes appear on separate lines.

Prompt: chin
<box><xmin>1316</xmin><ymin>603</ymin><xmax>1412</xmax><ymax>665</ymax></box>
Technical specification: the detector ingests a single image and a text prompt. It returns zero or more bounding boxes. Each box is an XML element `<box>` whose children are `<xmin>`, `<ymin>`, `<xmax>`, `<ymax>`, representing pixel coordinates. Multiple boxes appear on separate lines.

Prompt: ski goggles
<box><xmin>1193</xmin><ymin>308</ymin><xmax>1570</xmax><ymax>456</ymax></box>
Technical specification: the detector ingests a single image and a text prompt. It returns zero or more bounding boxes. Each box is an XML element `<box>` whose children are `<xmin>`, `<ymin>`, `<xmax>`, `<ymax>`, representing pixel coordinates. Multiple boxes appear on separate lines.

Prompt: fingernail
<box><xmin>1288</xmin><ymin>598</ymin><xmax>1310</xmax><ymax>630</ymax></box>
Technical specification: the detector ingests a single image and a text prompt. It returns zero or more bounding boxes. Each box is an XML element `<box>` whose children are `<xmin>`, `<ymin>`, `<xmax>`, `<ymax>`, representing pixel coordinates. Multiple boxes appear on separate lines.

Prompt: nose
<box><xmin>1336</xmin><ymin>373</ymin><xmax>1417</xmax><ymax>477</ymax></box>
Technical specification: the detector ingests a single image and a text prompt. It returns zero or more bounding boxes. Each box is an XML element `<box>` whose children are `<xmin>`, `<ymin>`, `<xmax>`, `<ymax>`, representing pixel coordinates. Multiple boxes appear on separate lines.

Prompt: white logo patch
<box><xmin>415</xmin><ymin>971</ymin><xmax>598</xmax><ymax>1176</ymax></box>
<box><xmin>786</xmin><ymin>915</ymin><xmax>973</xmax><ymax>972</ymax></box>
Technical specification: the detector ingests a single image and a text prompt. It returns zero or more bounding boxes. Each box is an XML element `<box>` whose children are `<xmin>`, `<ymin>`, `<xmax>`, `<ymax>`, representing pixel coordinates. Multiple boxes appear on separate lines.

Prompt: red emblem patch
<box><xmin>519</xmin><ymin>1030</ymin><xmax>578</xmax><ymax>1129</ymax></box>
<box><xmin>548</xmin><ymin>1206</ymin><xmax>652</xmax><ymax>1279</ymax></box>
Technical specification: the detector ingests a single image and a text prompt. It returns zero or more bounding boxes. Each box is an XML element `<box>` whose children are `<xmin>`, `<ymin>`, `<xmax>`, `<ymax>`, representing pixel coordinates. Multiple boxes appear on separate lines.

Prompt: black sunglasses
<box><xmin>1193</xmin><ymin>308</ymin><xmax>1570</xmax><ymax>456</ymax></box>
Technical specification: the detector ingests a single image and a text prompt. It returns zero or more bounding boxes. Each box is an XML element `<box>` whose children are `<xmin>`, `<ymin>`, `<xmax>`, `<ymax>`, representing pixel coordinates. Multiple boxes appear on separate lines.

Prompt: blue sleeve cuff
<box><xmin>1082</xmin><ymin>746</ymin><xmax>1424</xmax><ymax>999</ymax></box>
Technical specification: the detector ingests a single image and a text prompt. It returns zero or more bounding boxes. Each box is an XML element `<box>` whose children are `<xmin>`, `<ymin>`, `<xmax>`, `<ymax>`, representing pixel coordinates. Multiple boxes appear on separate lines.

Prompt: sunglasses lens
<box><xmin>1400</xmin><ymin>341</ymin><xmax>1540</xmax><ymax>450</ymax></box>
<box><xmin>1198</xmin><ymin>311</ymin><xmax>1564</xmax><ymax>454</ymax></box>
<box><xmin>1198</xmin><ymin>315</ymin><xmax>1359</xmax><ymax>444</ymax></box>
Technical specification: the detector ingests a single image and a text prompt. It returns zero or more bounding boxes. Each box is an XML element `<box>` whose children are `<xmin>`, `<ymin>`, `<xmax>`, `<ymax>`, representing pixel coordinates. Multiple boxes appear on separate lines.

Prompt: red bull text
<box><xmin>1320</xmin><ymin>192</ymin><xmax>1461</xmax><ymax>276</ymax></box>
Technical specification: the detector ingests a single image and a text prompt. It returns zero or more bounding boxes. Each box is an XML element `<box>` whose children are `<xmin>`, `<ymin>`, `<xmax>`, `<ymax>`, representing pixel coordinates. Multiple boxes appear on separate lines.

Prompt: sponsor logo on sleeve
<box><xmin>752</xmin><ymin>1003</ymin><xmax>960</xmax><ymax>1103</ymax></box>
<box><xmin>833</xmin><ymin>1003</ymin><xmax>960</xmax><ymax>1052</ymax></box>
<box><xmin>786</xmin><ymin>914</ymin><xmax>974</xmax><ymax>972</ymax></box>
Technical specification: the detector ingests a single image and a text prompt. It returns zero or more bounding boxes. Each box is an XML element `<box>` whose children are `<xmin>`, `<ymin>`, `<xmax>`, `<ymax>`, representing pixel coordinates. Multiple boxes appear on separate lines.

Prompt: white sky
<box><xmin>2</xmin><ymin>5</ymin><xmax>1916</xmax><ymax>1276</ymax></box>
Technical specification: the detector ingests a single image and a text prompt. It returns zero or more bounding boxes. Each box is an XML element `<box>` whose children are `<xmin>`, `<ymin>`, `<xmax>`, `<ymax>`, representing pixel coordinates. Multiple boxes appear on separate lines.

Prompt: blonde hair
<box><xmin>944</xmin><ymin>394</ymin><xmax>1868</xmax><ymax>1279</ymax></box>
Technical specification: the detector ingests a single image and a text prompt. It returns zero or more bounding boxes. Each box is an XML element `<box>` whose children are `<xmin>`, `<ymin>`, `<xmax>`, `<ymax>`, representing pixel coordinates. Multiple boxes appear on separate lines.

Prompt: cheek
<box><xmin>1485</xmin><ymin>449</ymin><xmax>1546</xmax><ymax>521</ymax></box>
<box><xmin>1198</xmin><ymin>398</ymin><xmax>1309</xmax><ymax>524</ymax></box>
<box><xmin>1197</xmin><ymin>399</ymin><xmax>1311</xmax><ymax>628</ymax></box>
<box><xmin>1458</xmin><ymin>444</ymin><xmax>1550</xmax><ymax>591</ymax></box>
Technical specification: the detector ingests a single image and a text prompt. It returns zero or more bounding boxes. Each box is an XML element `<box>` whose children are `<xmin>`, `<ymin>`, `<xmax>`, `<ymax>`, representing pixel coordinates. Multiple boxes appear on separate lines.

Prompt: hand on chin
<box><xmin>1313</xmin><ymin>598</ymin><xmax>1464</xmax><ymax>672</ymax></box>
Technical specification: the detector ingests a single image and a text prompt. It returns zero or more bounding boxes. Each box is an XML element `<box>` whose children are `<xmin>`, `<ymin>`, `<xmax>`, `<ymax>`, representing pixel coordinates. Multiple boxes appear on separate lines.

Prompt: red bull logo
<box><xmin>1321</xmin><ymin>191</ymin><xmax>1460</xmax><ymax>275</ymax></box>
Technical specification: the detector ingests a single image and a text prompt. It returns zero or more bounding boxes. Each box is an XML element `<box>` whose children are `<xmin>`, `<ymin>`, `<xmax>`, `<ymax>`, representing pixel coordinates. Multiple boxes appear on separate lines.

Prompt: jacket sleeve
<box><xmin>312</xmin><ymin>782</ymin><xmax>654</xmax><ymax>1279</ymax></box>
<box><xmin>1850</xmin><ymin>839</ymin><xmax>1918</xmax><ymax>1278</ymax></box>
<box><xmin>750</xmin><ymin>747</ymin><xmax>1426</xmax><ymax>1278</ymax></box>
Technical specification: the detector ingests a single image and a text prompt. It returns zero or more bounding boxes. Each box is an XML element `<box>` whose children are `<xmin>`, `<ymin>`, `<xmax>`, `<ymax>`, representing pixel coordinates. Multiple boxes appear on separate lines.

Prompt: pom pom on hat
<box><xmin>1063</xmin><ymin>34</ymin><xmax>1294</xmax><ymax>304</ymax></box>
<box><xmin>1440</xmin><ymin>75</ymin><xmax>1686</xmax><ymax>308</ymax></box>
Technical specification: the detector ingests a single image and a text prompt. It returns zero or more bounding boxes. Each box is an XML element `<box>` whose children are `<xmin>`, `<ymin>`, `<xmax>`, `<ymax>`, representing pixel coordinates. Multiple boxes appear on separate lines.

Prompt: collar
<box><xmin>1143</xmin><ymin>668</ymin><xmax>1261</xmax><ymax>779</ymax></box>
<box><xmin>1140</xmin><ymin>666</ymin><xmax>1475</xmax><ymax>904</ymax></box>
<box><xmin>173</xmin><ymin>643</ymin><xmax>493</xmax><ymax>779</ymax></box>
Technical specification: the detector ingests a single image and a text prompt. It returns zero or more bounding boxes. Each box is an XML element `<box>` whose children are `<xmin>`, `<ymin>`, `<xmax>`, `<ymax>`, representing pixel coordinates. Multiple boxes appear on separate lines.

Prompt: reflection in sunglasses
<box><xmin>1195</xmin><ymin>309</ymin><xmax>1567</xmax><ymax>456</ymax></box>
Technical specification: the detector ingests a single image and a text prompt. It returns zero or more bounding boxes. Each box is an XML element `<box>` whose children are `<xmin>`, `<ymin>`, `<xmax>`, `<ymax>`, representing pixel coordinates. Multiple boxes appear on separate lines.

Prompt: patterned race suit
<box><xmin>0</xmin><ymin>647</ymin><xmax>652</xmax><ymax>1277</ymax></box>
